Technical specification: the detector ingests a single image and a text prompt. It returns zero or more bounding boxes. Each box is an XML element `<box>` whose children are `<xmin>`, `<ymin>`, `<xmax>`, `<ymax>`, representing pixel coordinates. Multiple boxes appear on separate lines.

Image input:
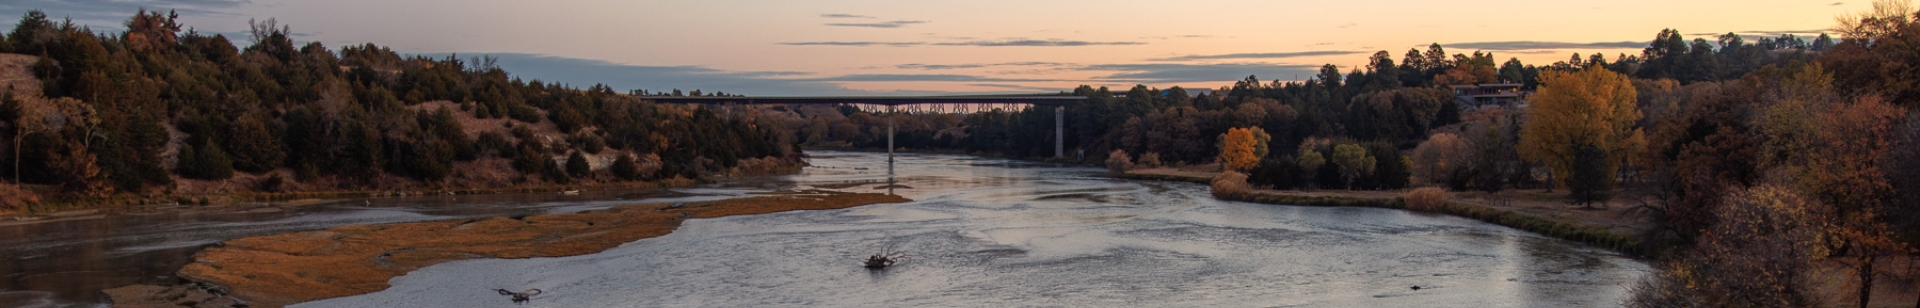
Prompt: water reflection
<box><xmin>298</xmin><ymin>151</ymin><xmax>1650</xmax><ymax>308</ymax></box>
<box><xmin>0</xmin><ymin>186</ymin><xmax>713</xmax><ymax>307</ymax></box>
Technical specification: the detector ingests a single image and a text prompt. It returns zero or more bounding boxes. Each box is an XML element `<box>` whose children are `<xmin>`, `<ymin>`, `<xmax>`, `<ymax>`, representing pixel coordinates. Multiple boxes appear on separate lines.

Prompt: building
<box><xmin>1450</xmin><ymin>83</ymin><xmax>1528</xmax><ymax>110</ymax></box>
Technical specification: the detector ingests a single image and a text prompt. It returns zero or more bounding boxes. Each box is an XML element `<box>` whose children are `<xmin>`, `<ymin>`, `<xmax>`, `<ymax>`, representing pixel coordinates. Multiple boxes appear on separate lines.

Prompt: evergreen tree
<box><xmin>566</xmin><ymin>151</ymin><xmax>590</xmax><ymax>178</ymax></box>
<box><xmin>611</xmin><ymin>153</ymin><xmax>638</xmax><ymax>180</ymax></box>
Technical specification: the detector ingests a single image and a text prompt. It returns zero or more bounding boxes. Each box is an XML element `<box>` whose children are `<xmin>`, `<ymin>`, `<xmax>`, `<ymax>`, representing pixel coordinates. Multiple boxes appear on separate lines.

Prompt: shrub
<box><xmin>611</xmin><ymin>154</ymin><xmax>639</xmax><ymax>180</ymax></box>
<box><xmin>1137</xmin><ymin>152</ymin><xmax>1163</xmax><ymax>168</ymax></box>
<box><xmin>1404</xmin><ymin>187</ymin><xmax>1450</xmax><ymax>211</ymax></box>
<box><xmin>1211</xmin><ymin>171</ymin><xmax>1251</xmax><ymax>197</ymax></box>
<box><xmin>566</xmin><ymin>151</ymin><xmax>590</xmax><ymax>178</ymax></box>
<box><xmin>1106</xmin><ymin>149</ymin><xmax>1133</xmax><ymax>174</ymax></box>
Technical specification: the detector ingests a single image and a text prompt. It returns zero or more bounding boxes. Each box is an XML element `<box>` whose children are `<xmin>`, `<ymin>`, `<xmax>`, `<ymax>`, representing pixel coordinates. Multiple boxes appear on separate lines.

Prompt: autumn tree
<box><xmin>1627</xmin><ymin>184</ymin><xmax>1834</xmax><ymax>308</ymax></box>
<box><xmin>1410</xmin><ymin>132</ymin><xmax>1471</xmax><ymax>186</ymax></box>
<box><xmin>1106</xmin><ymin>149</ymin><xmax>1133</xmax><ymax>174</ymax></box>
<box><xmin>1218</xmin><ymin>127</ymin><xmax>1260</xmax><ymax>172</ymax></box>
<box><xmin>1519</xmin><ymin>67</ymin><xmax>1645</xmax><ymax>190</ymax></box>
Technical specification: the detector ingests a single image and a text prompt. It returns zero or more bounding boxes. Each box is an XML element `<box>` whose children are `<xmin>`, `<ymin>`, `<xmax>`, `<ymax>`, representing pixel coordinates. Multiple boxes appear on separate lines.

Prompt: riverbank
<box><xmin>0</xmin><ymin>178</ymin><xmax>700</xmax><ymax>225</ymax></box>
<box><xmin>1119</xmin><ymin>168</ymin><xmax>1652</xmax><ymax>256</ymax></box>
<box><xmin>103</xmin><ymin>190</ymin><xmax>910</xmax><ymax>308</ymax></box>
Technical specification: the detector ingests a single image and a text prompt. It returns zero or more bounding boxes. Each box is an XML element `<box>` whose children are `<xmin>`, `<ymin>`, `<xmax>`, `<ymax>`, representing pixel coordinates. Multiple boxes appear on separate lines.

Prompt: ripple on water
<box><xmin>293</xmin><ymin>151</ymin><xmax>1648</xmax><ymax>308</ymax></box>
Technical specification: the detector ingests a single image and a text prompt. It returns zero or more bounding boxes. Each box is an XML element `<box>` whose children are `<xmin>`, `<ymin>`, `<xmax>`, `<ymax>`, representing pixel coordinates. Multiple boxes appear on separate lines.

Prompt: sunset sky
<box><xmin>1</xmin><ymin>0</ymin><xmax>1854</xmax><ymax>95</ymax></box>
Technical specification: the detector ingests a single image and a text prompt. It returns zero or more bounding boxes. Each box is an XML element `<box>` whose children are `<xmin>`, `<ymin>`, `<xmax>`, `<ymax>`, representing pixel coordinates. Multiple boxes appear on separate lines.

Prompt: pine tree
<box><xmin>566</xmin><ymin>151</ymin><xmax>590</xmax><ymax>178</ymax></box>
<box><xmin>611</xmin><ymin>153</ymin><xmax>638</xmax><ymax>180</ymax></box>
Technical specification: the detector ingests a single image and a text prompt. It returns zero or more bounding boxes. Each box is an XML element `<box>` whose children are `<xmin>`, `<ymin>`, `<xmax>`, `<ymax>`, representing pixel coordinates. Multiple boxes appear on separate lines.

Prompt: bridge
<box><xmin>637</xmin><ymin>95</ymin><xmax>1087</xmax><ymax>159</ymax></box>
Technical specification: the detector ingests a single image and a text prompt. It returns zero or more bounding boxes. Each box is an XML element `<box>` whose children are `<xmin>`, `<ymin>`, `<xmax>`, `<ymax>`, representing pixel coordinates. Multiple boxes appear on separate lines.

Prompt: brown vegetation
<box><xmin>1403</xmin><ymin>187</ymin><xmax>1450</xmax><ymax>211</ymax></box>
<box><xmin>165</xmin><ymin>191</ymin><xmax>908</xmax><ymax>307</ymax></box>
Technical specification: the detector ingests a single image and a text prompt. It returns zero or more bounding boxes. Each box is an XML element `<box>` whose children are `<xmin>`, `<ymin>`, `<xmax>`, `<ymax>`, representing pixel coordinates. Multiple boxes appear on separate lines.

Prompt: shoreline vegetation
<box><xmin>1123</xmin><ymin>167</ymin><xmax>1648</xmax><ymax>256</ymax></box>
<box><xmin>105</xmin><ymin>190</ymin><xmax>910</xmax><ymax>308</ymax></box>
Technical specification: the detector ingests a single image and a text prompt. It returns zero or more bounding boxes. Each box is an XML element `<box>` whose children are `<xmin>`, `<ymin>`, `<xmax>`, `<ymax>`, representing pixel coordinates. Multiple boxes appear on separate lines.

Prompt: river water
<box><xmin>1</xmin><ymin>151</ymin><xmax>1648</xmax><ymax>307</ymax></box>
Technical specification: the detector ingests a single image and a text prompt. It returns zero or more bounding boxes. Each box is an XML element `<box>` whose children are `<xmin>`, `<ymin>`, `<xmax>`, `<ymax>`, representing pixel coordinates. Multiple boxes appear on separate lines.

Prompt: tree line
<box><xmin>0</xmin><ymin>9</ymin><xmax>797</xmax><ymax>203</ymax></box>
<box><xmin>770</xmin><ymin>3</ymin><xmax>1920</xmax><ymax>305</ymax></box>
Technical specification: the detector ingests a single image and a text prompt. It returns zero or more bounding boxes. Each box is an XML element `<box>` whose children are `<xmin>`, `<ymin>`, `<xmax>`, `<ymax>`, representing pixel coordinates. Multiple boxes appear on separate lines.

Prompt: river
<box><xmin>1</xmin><ymin>151</ymin><xmax>1648</xmax><ymax>307</ymax></box>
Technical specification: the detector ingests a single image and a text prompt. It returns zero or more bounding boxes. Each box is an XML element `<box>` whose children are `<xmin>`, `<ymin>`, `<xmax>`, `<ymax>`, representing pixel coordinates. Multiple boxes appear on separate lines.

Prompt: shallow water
<box><xmin>0</xmin><ymin>181</ymin><xmax>718</xmax><ymax>307</ymax></box>
<box><xmin>293</xmin><ymin>151</ymin><xmax>1649</xmax><ymax>308</ymax></box>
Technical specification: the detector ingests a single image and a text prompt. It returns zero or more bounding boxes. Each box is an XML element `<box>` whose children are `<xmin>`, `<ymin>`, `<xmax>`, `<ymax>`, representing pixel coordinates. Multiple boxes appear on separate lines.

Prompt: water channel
<box><xmin>1</xmin><ymin>151</ymin><xmax>1648</xmax><ymax>307</ymax></box>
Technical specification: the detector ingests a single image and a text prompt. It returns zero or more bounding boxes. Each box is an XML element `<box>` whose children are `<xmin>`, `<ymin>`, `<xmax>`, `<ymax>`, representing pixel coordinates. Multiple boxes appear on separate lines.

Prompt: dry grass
<box><xmin>176</xmin><ymin>191</ymin><xmax>909</xmax><ymax>308</ymax></box>
<box><xmin>1404</xmin><ymin>187</ymin><xmax>1450</xmax><ymax>211</ymax></box>
<box><xmin>0</xmin><ymin>183</ymin><xmax>42</xmax><ymax>212</ymax></box>
<box><xmin>1211</xmin><ymin>171</ymin><xmax>1251</xmax><ymax>197</ymax></box>
<box><xmin>0</xmin><ymin>53</ymin><xmax>41</xmax><ymax>99</ymax></box>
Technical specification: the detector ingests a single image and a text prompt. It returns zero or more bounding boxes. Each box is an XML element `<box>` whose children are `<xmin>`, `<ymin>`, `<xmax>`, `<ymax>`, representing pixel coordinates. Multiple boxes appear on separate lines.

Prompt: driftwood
<box><xmin>863</xmin><ymin>243</ymin><xmax>910</xmax><ymax>269</ymax></box>
<box><xmin>494</xmin><ymin>288</ymin><xmax>543</xmax><ymax>305</ymax></box>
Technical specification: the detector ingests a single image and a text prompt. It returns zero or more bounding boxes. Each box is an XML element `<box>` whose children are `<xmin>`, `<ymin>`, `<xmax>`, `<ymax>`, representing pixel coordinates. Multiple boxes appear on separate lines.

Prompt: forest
<box><xmin>5</xmin><ymin>3</ymin><xmax>1920</xmax><ymax>306</ymax></box>
<box><xmin>759</xmin><ymin>2</ymin><xmax>1920</xmax><ymax>305</ymax></box>
<box><xmin>0</xmin><ymin>9</ymin><xmax>799</xmax><ymax>207</ymax></box>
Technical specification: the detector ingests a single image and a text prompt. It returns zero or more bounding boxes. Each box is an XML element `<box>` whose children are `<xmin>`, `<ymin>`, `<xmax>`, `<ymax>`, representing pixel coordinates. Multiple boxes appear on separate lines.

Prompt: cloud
<box><xmin>796</xmin><ymin>74</ymin><xmax>1059</xmax><ymax>83</ymax></box>
<box><xmin>781</xmin><ymin>39</ymin><xmax>1144</xmax><ymax>47</ymax></box>
<box><xmin>779</xmin><ymin>41</ymin><xmax>925</xmax><ymax>47</ymax></box>
<box><xmin>1150</xmin><ymin>50</ymin><xmax>1365</xmax><ymax>61</ymax></box>
<box><xmin>930</xmin><ymin>39</ymin><xmax>1145</xmax><ymax>47</ymax></box>
<box><xmin>1087</xmin><ymin>63</ymin><xmax>1323</xmax><ymax>83</ymax></box>
<box><xmin>2</xmin><ymin>0</ymin><xmax>251</xmax><ymax>27</ymax></box>
<box><xmin>420</xmin><ymin>53</ymin><xmax>857</xmax><ymax>95</ymax></box>
<box><xmin>896</xmin><ymin>62</ymin><xmax>1068</xmax><ymax>70</ymax></box>
<box><xmin>824</xmin><ymin>20</ymin><xmax>927</xmax><ymax>28</ymax></box>
<box><xmin>1444</xmin><ymin>41</ymin><xmax>1646</xmax><ymax>50</ymax></box>
<box><xmin>1691</xmin><ymin>29</ymin><xmax>1830</xmax><ymax>37</ymax></box>
<box><xmin>819</xmin><ymin>13</ymin><xmax>873</xmax><ymax>19</ymax></box>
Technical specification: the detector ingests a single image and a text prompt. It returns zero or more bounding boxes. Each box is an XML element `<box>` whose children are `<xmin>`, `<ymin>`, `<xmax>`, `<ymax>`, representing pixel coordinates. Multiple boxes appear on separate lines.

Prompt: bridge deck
<box><xmin>634</xmin><ymin>95</ymin><xmax>1085</xmax><ymax>106</ymax></box>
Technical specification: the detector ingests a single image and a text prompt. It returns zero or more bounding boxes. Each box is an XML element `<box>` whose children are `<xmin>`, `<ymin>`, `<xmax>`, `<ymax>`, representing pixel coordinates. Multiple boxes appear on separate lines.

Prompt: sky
<box><xmin>0</xmin><ymin>0</ymin><xmax>1857</xmax><ymax>95</ymax></box>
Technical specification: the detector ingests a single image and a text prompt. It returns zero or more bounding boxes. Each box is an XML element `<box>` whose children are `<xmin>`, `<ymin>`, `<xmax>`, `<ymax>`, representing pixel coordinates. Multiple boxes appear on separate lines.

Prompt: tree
<box><xmin>1218</xmin><ymin>127</ymin><xmax>1260</xmax><ymax>171</ymax></box>
<box><xmin>178</xmin><ymin>141</ymin><xmax>234</xmax><ymax>180</ymax></box>
<box><xmin>1410</xmin><ymin>132</ymin><xmax>1471</xmax><ymax>186</ymax></box>
<box><xmin>1566</xmin><ymin>142</ymin><xmax>1613</xmax><ymax>208</ymax></box>
<box><xmin>1106</xmin><ymin>149</ymin><xmax>1133</xmax><ymax>174</ymax></box>
<box><xmin>611</xmin><ymin>153</ymin><xmax>639</xmax><ymax>180</ymax></box>
<box><xmin>1519</xmin><ymin>68</ymin><xmax>1645</xmax><ymax>190</ymax></box>
<box><xmin>1627</xmin><ymin>184</ymin><xmax>1834</xmax><ymax>308</ymax></box>
<box><xmin>1331</xmin><ymin>143</ymin><xmax>1375</xmax><ymax>190</ymax></box>
<box><xmin>566</xmin><ymin>151</ymin><xmax>590</xmax><ymax>178</ymax></box>
<box><xmin>227</xmin><ymin>113</ymin><xmax>285</xmax><ymax>173</ymax></box>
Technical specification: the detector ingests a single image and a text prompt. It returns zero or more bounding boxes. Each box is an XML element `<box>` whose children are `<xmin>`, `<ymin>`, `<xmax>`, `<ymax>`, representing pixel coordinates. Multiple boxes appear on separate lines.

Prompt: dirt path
<box><xmin>105</xmin><ymin>191</ymin><xmax>910</xmax><ymax>308</ymax></box>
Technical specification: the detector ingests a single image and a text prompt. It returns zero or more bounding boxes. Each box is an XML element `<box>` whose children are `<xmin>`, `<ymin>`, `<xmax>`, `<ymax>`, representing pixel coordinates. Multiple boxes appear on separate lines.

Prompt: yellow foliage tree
<box><xmin>1218</xmin><ymin>127</ymin><xmax>1260</xmax><ymax>171</ymax></box>
<box><xmin>1519</xmin><ymin>68</ymin><xmax>1645</xmax><ymax>188</ymax></box>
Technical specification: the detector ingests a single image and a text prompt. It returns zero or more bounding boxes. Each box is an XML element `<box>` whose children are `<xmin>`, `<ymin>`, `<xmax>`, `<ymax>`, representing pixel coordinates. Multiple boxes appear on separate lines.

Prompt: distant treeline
<box><xmin>763</xmin><ymin>4</ymin><xmax>1920</xmax><ymax>306</ymax></box>
<box><xmin>0</xmin><ymin>9</ymin><xmax>796</xmax><ymax>201</ymax></box>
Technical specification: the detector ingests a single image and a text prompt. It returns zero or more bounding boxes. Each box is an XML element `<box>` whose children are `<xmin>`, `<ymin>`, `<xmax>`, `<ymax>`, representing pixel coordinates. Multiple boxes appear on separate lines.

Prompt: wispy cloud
<box><xmin>1688</xmin><ymin>29</ymin><xmax>1830</xmax><ymax>37</ymax></box>
<box><xmin>1150</xmin><ymin>50</ymin><xmax>1365</xmax><ymax>61</ymax></box>
<box><xmin>930</xmin><ymin>39</ymin><xmax>1145</xmax><ymax>47</ymax></box>
<box><xmin>825</xmin><ymin>20</ymin><xmax>928</xmax><ymax>28</ymax></box>
<box><xmin>421</xmin><ymin>53</ymin><xmax>852</xmax><ymax>95</ymax></box>
<box><xmin>819</xmin><ymin>13</ymin><xmax>873</xmax><ymax>19</ymax></box>
<box><xmin>779</xmin><ymin>41</ymin><xmax>925</xmax><ymax>47</ymax></box>
<box><xmin>1444</xmin><ymin>41</ymin><xmax>1646</xmax><ymax>50</ymax></box>
<box><xmin>1088</xmin><ymin>63</ymin><xmax>1322</xmax><ymax>83</ymax></box>
<box><xmin>796</xmin><ymin>74</ymin><xmax>1059</xmax><ymax>83</ymax></box>
<box><xmin>2</xmin><ymin>0</ymin><xmax>252</xmax><ymax>27</ymax></box>
<box><xmin>781</xmin><ymin>39</ymin><xmax>1145</xmax><ymax>47</ymax></box>
<box><xmin>896</xmin><ymin>62</ymin><xmax>1068</xmax><ymax>70</ymax></box>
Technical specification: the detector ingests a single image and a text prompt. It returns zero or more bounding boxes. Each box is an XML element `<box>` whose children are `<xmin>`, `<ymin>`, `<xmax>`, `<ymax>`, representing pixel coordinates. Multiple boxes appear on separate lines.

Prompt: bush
<box><xmin>611</xmin><ymin>153</ymin><xmax>638</xmax><ymax>180</ymax></box>
<box><xmin>1404</xmin><ymin>187</ymin><xmax>1450</xmax><ymax>211</ymax></box>
<box><xmin>1211</xmin><ymin>171</ymin><xmax>1251</xmax><ymax>197</ymax></box>
<box><xmin>1247</xmin><ymin>159</ymin><xmax>1304</xmax><ymax>190</ymax></box>
<box><xmin>566</xmin><ymin>151</ymin><xmax>590</xmax><ymax>178</ymax></box>
<box><xmin>1137</xmin><ymin>152</ymin><xmax>1163</xmax><ymax>168</ymax></box>
<box><xmin>1106</xmin><ymin>149</ymin><xmax>1133</xmax><ymax>174</ymax></box>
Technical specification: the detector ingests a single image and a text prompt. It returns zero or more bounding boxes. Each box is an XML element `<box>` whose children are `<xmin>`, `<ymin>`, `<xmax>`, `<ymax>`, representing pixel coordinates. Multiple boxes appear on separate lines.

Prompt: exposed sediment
<box><xmin>128</xmin><ymin>190</ymin><xmax>907</xmax><ymax>308</ymax></box>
